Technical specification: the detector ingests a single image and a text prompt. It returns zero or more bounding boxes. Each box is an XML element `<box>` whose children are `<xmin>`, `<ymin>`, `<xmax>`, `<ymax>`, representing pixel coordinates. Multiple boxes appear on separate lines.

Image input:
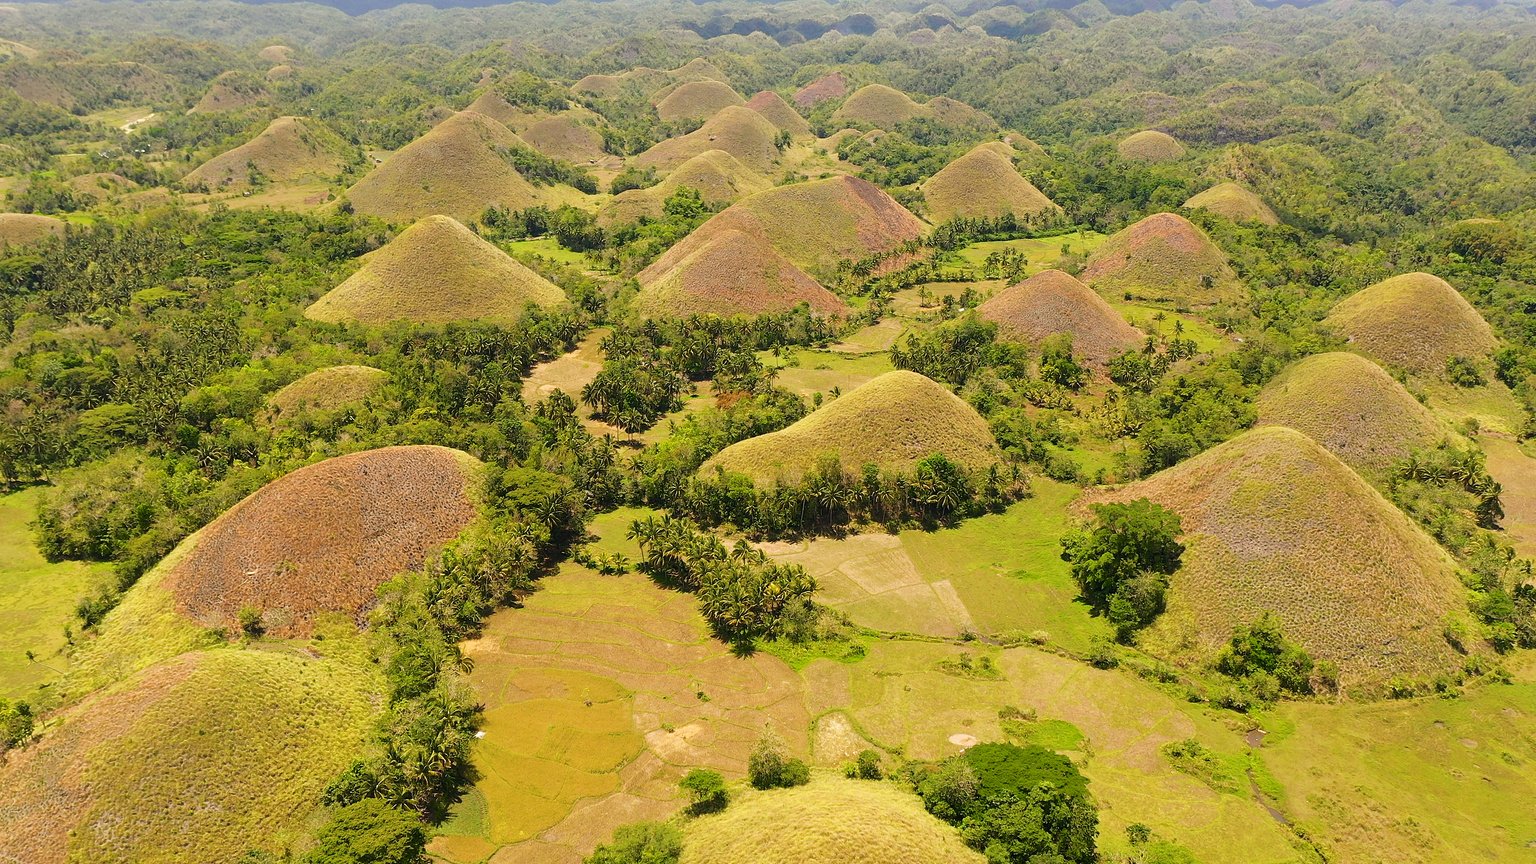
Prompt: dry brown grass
<box><xmin>1256</xmin><ymin>352</ymin><xmax>1454</xmax><ymax>471</ymax></box>
<box><xmin>671</xmin><ymin>58</ymin><xmax>731</xmax><ymax>84</ymax></box>
<box><xmin>462</xmin><ymin>90</ymin><xmax>544</xmax><ymax>129</ymax></box>
<box><xmin>1182</xmin><ymin>182</ymin><xmax>1278</xmax><ymax>225</ymax></box>
<box><xmin>655</xmin><ymin>80</ymin><xmax>745</xmax><ymax>123</ymax></box>
<box><xmin>635</xmin><ymin>105</ymin><xmax>781</xmax><ymax>172</ymax></box>
<box><xmin>745</xmin><ymin>90</ymin><xmax>811</xmax><ymax>135</ymax></box>
<box><xmin>266</xmin><ymin>364</ymin><xmax>387</xmax><ymax>420</ymax></box>
<box><xmin>65</xmin><ymin>172</ymin><xmax>139</xmax><ymax>202</ymax></box>
<box><xmin>793</xmin><ymin>71</ymin><xmax>848</xmax><ymax>108</ymax></box>
<box><xmin>187</xmin><ymin>70</ymin><xmax>267</xmax><ymax>114</ymax></box>
<box><xmin>1117</xmin><ymin>130</ymin><xmax>1186</xmax><ymax>163</ymax></box>
<box><xmin>0</xmin><ymin>213</ymin><xmax>65</xmax><ymax>247</ymax></box>
<box><xmin>183</xmin><ymin>116</ymin><xmax>352</xmax><ymax>190</ymax></box>
<box><xmin>307</xmin><ymin>215</ymin><xmax>567</xmax><ymax>325</ymax></box>
<box><xmin>1323</xmin><ymin>272</ymin><xmax>1497</xmax><ymax>376</ymax></box>
<box><xmin>1091</xmin><ymin>426</ymin><xmax>1469</xmax><ymax>690</ymax></box>
<box><xmin>702</xmin><ymin>370</ymin><xmax>999</xmax><ymax>482</ymax></box>
<box><xmin>638</xmin><ymin>175</ymin><xmax>926</xmax><ymax>279</ymax></box>
<box><xmin>522</xmin><ymin>115</ymin><xmax>607</xmax><ymax>163</ymax></box>
<box><xmin>162</xmin><ymin>445</ymin><xmax>478</xmax><ymax>637</ymax></box>
<box><xmin>257</xmin><ymin>44</ymin><xmax>292</xmax><ymax>63</ymax></box>
<box><xmin>925</xmin><ymin>96</ymin><xmax>998</xmax><ymax>129</ymax></box>
<box><xmin>1081</xmin><ymin>212</ymin><xmax>1242</xmax><ymax>307</ymax></box>
<box><xmin>634</xmin><ymin>228</ymin><xmax>849</xmax><ymax>319</ymax></box>
<box><xmin>682</xmin><ymin>775</ymin><xmax>983</xmax><ymax>864</ymax></box>
<box><xmin>600</xmin><ymin>149</ymin><xmax>770</xmax><ymax>226</ymax></box>
<box><xmin>832</xmin><ymin>83</ymin><xmax>926</xmax><ymax>126</ymax></box>
<box><xmin>978</xmin><ymin>269</ymin><xmax>1142</xmax><ymax>367</ymax></box>
<box><xmin>921</xmin><ymin>143</ymin><xmax>1059</xmax><ymax>223</ymax></box>
<box><xmin>344</xmin><ymin>110</ymin><xmax>542</xmax><ymax>224</ymax></box>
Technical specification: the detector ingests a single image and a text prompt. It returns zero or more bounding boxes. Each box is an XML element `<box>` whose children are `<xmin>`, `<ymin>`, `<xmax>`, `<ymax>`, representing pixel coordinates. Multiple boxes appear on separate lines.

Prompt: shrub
<box><xmin>303</xmin><ymin>800</ymin><xmax>426</xmax><ymax>864</ymax></box>
<box><xmin>585</xmin><ymin>821</ymin><xmax>683</xmax><ymax>864</ymax></box>
<box><xmin>679</xmin><ymin>769</ymin><xmax>728</xmax><ymax>814</ymax></box>
<box><xmin>747</xmin><ymin>733</ymin><xmax>810</xmax><ymax>790</ymax></box>
<box><xmin>1061</xmin><ymin>498</ymin><xmax>1183</xmax><ymax>640</ymax></box>
<box><xmin>852</xmin><ymin>749</ymin><xmax>884</xmax><ymax>780</ymax></box>
<box><xmin>1214</xmin><ymin>613</ymin><xmax>1314</xmax><ymax>696</ymax></box>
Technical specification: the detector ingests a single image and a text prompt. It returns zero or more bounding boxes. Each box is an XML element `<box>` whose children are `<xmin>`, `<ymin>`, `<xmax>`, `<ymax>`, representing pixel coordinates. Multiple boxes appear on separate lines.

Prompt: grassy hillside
<box><xmin>306</xmin><ymin>214</ymin><xmax>568</xmax><ymax>325</ymax></box>
<box><xmin>977</xmin><ymin>269</ymin><xmax>1142</xmax><ymax>367</ymax></box>
<box><xmin>638</xmin><ymin>175</ymin><xmax>926</xmax><ymax>279</ymax></box>
<box><xmin>1324</xmin><ymin>272</ymin><xmax>1498</xmax><ymax>376</ymax></box>
<box><xmin>1094</xmin><ymin>426</ymin><xmax>1470</xmax><ymax>690</ymax></box>
<box><xmin>745</xmin><ymin>90</ymin><xmax>811</xmax><ymax>135</ymax></box>
<box><xmin>0</xmin><ymin>647</ymin><xmax>379</xmax><ymax>864</ymax></box>
<box><xmin>655</xmin><ymin>79</ymin><xmax>744</xmax><ymax>122</ymax></box>
<box><xmin>0</xmin><ymin>213</ymin><xmax>66</xmax><ymax>247</ymax></box>
<box><xmin>1183</xmin><ymin>182</ymin><xmax>1279</xmax><ymax>225</ymax></box>
<box><xmin>1117</xmin><ymin>129</ymin><xmax>1186</xmax><ymax>162</ymax></box>
<box><xmin>636</xmin><ymin>104</ymin><xmax>781</xmax><ymax>171</ymax></box>
<box><xmin>682</xmin><ymin>775</ymin><xmax>984</xmax><ymax>864</ymax></box>
<box><xmin>266</xmin><ymin>364</ymin><xmax>388</xmax><ymax>420</ymax></box>
<box><xmin>702</xmin><ymin>370</ymin><xmax>999</xmax><ymax>482</ymax></box>
<box><xmin>1081</xmin><ymin>211</ymin><xmax>1242</xmax><ymax>307</ymax></box>
<box><xmin>344</xmin><ymin>110</ymin><xmax>544</xmax><ymax>224</ymax></box>
<box><xmin>1256</xmin><ymin>352</ymin><xmax>1454</xmax><ymax>471</ymax></box>
<box><xmin>635</xmin><ymin>227</ymin><xmax>849</xmax><ymax>319</ymax></box>
<box><xmin>187</xmin><ymin>70</ymin><xmax>267</xmax><ymax>114</ymax></box>
<box><xmin>921</xmin><ymin>143</ymin><xmax>1059</xmax><ymax>223</ymax></box>
<box><xmin>833</xmin><ymin>84</ymin><xmax>926</xmax><ymax>126</ymax></box>
<box><xmin>600</xmin><ymin>149</ymin><xmax>770</xmax><ymax>225</ymax></box>
<box><xmin>793</xmin><ymin>71</ymin><xmax>848</xmax><ymax>107</ymax></box>
<box><xmin>162</xmin><ymin>445</ymin><xmax>479</xmax><ymax>637</ymax></box>
<box><xmin>183</xmin><ymin>116</ymin><xmax>353</xmax><ymax>190</ymax></box>
<box><xmin>522</xmin><ymin>114</ymin><xmax>606</xmax><ymax>162</ymax></box>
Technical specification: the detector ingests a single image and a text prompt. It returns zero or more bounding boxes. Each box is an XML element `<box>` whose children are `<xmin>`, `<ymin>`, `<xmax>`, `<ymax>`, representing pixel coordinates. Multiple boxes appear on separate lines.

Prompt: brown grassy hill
<box><xmin>572</xmin><ymin>73</ymin><xmax>625</xmax><ymax>96</ymax></box>
<box><xmin>746</xmin><ymin>90</ymin><xmax>812</xmax><ymax>135</ymax></box>
<box><xmin>1093</xmin><ymin>426</ymin><xmax>1468</xmax><ymax>690</ymax></box>
<box><xmin>1183</xmin><ymin>182</ymin><xmax>1278</xmax><ymax>225</ymax></box>
<box><xmin>3</xmin><ymin>60</ymin><xmax>172</xmax><ymax>110</ymax></box>
<box><xmin>1117</xmin><ymin>129</ymin><xmax>1186</xmax><ymax>163</ymax></box>
<box><xmin>794</xmin><ymin>71</ymin><xmax>849</xmax><ymax>108</ymax></box>
<box><xmin>702</xmin><ymin>370</ymin><xmax>998</xmax><ymax>482</ymax></box>
<box><xmin>188</xmin><ymin>70</ymin><xmax>267</xmax><ymax>114</ymax></box>
<box><xmin>257</xmin><ymin>44</ymin><xmax>293</xmax><ymax>64</ymax></box>
<box><xmin>682</xmin><ymin>775</ymin><xmax>983</xmax><ymax>864</ymax></box>
<box><xmin>266</xmin><ymin>64</ymin><xmax>294</xmax><ymax>82</ymax></box>
<box><xmin>0</xmin><ymin>39</ymin><xmax>39</xmax><ymax>60</ymax></box>
<box><xmin>635</xmin><ymin>228</ymin><xmax>849</xmax><ymax>319</ymax></box>
<box><xmin>522</xmin><ymin>115</ymin><xmax>606</xmax><ymax>163</ymax></box>
<box><xmin>635</xmin><ymin>104</ymin><xmax>782</xmax><ymax>172</ymax></box>
<box><xmin>833</xmin><ymin>83</ymin><xmax>926</xmax><ymax>126</ymax></box>
<box><xmin>0</xmin><ymin>213</ymin><xmax>66</xmax><ymax>247</ymax></box>
<box><xmin>344</xmin><ymin>110</ymin><xmax>543</xmax><ymax>224</ymax></box>
<box><xmin>463</xmin><ymin>89</ymin><xmax>540</xmax><ymax>128</ymax></box>
<box><xmin>183</xmin><ymin>116</ymin><xmax>352</xmax><ymax>190</ymax></box>
<box><xmin>672</xmin><ymin>58</ymin><xmax>731</xmax><ymax>84</ymax></box>
<box><xmin>926</xmin><ymin>95</ymin><xmax>998</xmax><ymax>130</ymax></box>
<box><xmin>638</xmin><ymin>175</ymin><xmax>926</xmax><ymax>279</ymax></box>
<box><xmin>655</xmin><ymin>80</ymin><xmax>745</xmax><ymax>122</ymax></box>
<box><xmin>1323</xmin><ymin>272</ymin><xmax>1497</xmax><ymax>376</ymax></box>
<box><xmin>978</xmin><ymin>269</ymin><xmax>1142</xmax><ymax>366</ymax></box>
<box><xmin>1081</xmin><ymin>212</ymin><xmax>1242</xmax><ymax>306</ymax></box>
<box><xmin>0</xmin><ymin>649</ymin><xmax>377</xmax><ymax>864</ymax></box>
<box><xmin>921</xmin><ymin>143</ymin><xmax>1059</xmax><ymax>223</ymax></box>
<box><xmin>306</xmin><ymin>215</ymin><xmax>567</xmax><ymax>326</ymax></box>
<box><xmin>267</xmin><ymin>364</ymin><xmax>388</xmax><ymax>420</ymax></box>
<box><xmin>600</xmin><ymin>149</ymin><xmax>769</xmax><ymax>225</ymax></box>
<box><xmin>161</xmin><ymin>445</ymin><xmax>478</xmax><ymax>637</ymax></box>
<box><xmin>1256</xmin><ymin>352</ymin><xmax>1453</xmax><ymax>471</ymax></box>
<box><xmin>65</xmin><ymin>172</ymin><xmax>139</xmax><ymax>202</ymax></box>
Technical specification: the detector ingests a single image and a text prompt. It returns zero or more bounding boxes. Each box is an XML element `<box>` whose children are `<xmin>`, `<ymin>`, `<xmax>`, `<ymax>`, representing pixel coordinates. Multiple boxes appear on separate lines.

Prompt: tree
<box><xmin>1060</xmin><ymin>499</ymin><xmax>1183</xmax><ymax>639</ymax></box>
<box><xmin>303</xmin><ymin>800</ymin><xmax>425</xmax><ymax>864</ymax></box>
<box><xmin>747</xmin><ymin>732</ymin><xmax>809</xmax><ymax>790</ymax></box>
<box><xmin>585</xmin><ymin>822</ymin><xmax>683</xmax><ymax>864</ymax></box>
<box><xmin>679</xmin><ymin>768</ymin><xmax>728</xmax><ymax>814</ymax></box>
<box><xmin>1214</xmin><ymin>613</ymin><xmax>1314</xmax><ymax>695</ymax></box>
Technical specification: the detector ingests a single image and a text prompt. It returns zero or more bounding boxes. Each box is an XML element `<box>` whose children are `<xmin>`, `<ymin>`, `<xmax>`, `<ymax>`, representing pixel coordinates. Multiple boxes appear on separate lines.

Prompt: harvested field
<box><xmin>702</xmin><ymin>370</ymin><xmax>998</xmax><ymax>482</ymax></box>
<box><xmin>1256</xmin><ymin>352</ymin><xmax>1453</xmax><ymax>471</ymax></box>
<box><xmin>744</xmin><ymin>90</ymin><xmax>811</xmax><ymax>135</ymax></box>
<box><xmin>921</xmin><ymin>143</ymin><xmax>1058</xmax><ymax>223</ymax></box>
<box><xmin>1081</xmin><ymin>212</ymin><xmax>1242</xmax><ymax>306</ymax></box>
<box><xmin>978</xmin><ymin>269</ymin><xmax>1142</xmax><ymax>367</ymax></box>
<box><xmin>344</xmin><ymin>110</ymin><xmax>543</xmax><ymax>224</ymax></box>
<box><xmin>1183</xmin><ymin>181</ymin><xmax>1278</xmax><ymax>225</ymax></box>
<box><xmin>635</xmin><ymin>105</ymin><xmax>781</xmax><ymax>172</ymax></box>
<box><xmin>634</xmin><ymin>228</ymin><xmax>849</xmax><ymax>319</ymax></box>
<box><xmin>1483</xmin><ymin>435</ymin><xmax>1536</xmax><ymax>559</ymax></box>
<box><xmin>306</xmin><ymin>215</ymin><xmax>567</xmax><ymax>325</ymax></box>
<box><xmin>1117</xmin><ymin>129</ymin><xmax>1185</xmax><ymax>162</ymax></box>
<box><xmin>655</xmin><ymin>80</ymin><xmax>744</xmax><ymax>122</ymax></box>
<box><xmin>0</xmin><ymin>212</ymin><xmax>66</xmax><ymax>247</ymax></box>
<box><xmin>600</xmin><ymin>149</ymin><xmax>770</xmax><ymax>226</ymax></box>
<box><xmin>1092</xmin><ymin>426</ymin><xmax>1470</xmax><ymax>690</ymax></box>
<box><xmin>793</xmin><ymin>71</ymin><xmax>848</xmax><ymax>107</ymax></box>
<box><xmin>682</xmin><ymin>774</ymin><xmax>983</xmax><ymax>864</ymax></box>
<box><xmin>0</xmin><ymin>647</ymin><xmax>379</xmax><ymax>864</ymax></box>
<box><xmin>183</xmin><ymin>116</ymin><xmax>351</xmax><ymax>190</ymax></box>
<box><xmin>161</xmin><ymin>445</ymin><xmax>480</xmax><ymax>637</ymax></box>
<box><xmin>832</xmin><ymin>84</ymin><xmax>926</xmax><ymax>126</ymax></box>
<box><xmin>1324</xmin><ymin>272</ymin><xmax>1497</xmax><ymax>376</ymax></box>
<box><xmin>266</xmin><ymin>364</ymin><xmax>386</xmax><ymax>419</ymax></box>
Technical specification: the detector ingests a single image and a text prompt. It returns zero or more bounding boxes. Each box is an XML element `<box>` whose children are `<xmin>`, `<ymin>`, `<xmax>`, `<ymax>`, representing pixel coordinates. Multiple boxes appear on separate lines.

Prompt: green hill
<box><xmin>702</xmin><ymin>370</ymin><xmax>998</xmax><ymax>482</ymax></box>
<box><xmin>183</xmin><ymin>116</ymin><xmax>352</xmax><ymax>190</ymax></box>
<box><xmin>833</xmin><ymin>83</ymin><xmax>926</xmax><ymax>126</ymax></box>
<box><xmin>636</xmin><ymin>104</ymin><xmax>782</xmax><ymax>172</ymax></box>
<box><xmin>187</xmin><ymin>70</ymin><xmax>267</xmax><ymax>114</ymax></box>
<box><xmin>978</xmin><ymin>269</ymin><xmax>1142</xmax><ymax>367</ymax></box>
<box><xmin>655</xmin><ymin>79</ymin><xmax>745</xmax><ymax>122</ymax></box>
<box><xmin>1081</xmin><ymin>212</ymin><xmax>1242</xmax><ymax>306</ymax></box>
<box><xmin>1323</xmin><ymin>272</ymin><xmax>1497</xmax><ymax>376</ymax></box>
<box><xmin>307</xmin><ymin>215</ymin><xmax>567</xmax><ymax>325</ymax></box>
<box><xmin>266</xmin><ymin>364</ymin><xmax>388</xmax><ymax>420</ymax></box>
<box><xmin>921</xmin><ymin>143</ymin><xmax>1059</xmax><ymax>223</ymax></box>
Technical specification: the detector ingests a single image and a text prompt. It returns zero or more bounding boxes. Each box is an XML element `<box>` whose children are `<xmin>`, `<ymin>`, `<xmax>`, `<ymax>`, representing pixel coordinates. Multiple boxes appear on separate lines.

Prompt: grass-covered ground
<box><xmin>0</xmin><ymin>488</ymin><xmax>111</xmax><ymax>699</ymax></box>
<box><xmin>953</xmin><ymin>231</ymin><xmax>1108</xmax><ymax>276</ymax></box>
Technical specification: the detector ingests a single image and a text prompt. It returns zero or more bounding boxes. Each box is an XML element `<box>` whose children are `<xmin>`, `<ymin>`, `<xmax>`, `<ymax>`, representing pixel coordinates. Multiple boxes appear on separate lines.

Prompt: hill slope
<box><xmin>1183</xmin><ymin>182</ymin><xmax>1278</xmax><ymax>225</ymax></box>
<box><xmin>634</xmin><ymin>228</ymin><xmax>849</xmax><ymax>319</ymax></box>
<box><xmin>638</xmin><ymin>175</ymin><xmax>926</xmax><ymax>279</ymax></box>
<box><xmin>0</xmin><ymin>649</ymin><xmax>377</xmax><ymax>864</ymax></box>
<box><xmin>655</xmin><ymin>79</ymin><xmax>744</xmax><ymax>122</ymax></box>
<box><xmin>1117</xmin><ymin>129</ymin><xmax>1185</xmax><ymax>162</ymax></box>
<box><xmin>745</xmin><ymin>90</ymin><xmax>812</xmax><ymax>135</ymax></box>
<box><xmin>162</xmin><ymin>445</ymin><xmax>478</xmax><ymax>637</ymax></box>
<box><xmin>307</xmin><ymin>215</ymin><xmax>567</xmax><ymax>325</ymax></box>
<box><xmin>978</xmin><ymin>269</ymin><xmax>1142</xmax><ymax>366</ymax></box>
<box><xmin>183</xmin><ymin>116</ymin><xmax>352</xmax><ymax>190</ymax></box>
<box><xmin>521</xmin><ymin>114</ymin><xmax>606</xmax><ymax>163</ymax></box>
<box><xmin>0</xmin><ymin>213</ymin><xmax>66</xmax><ymax>247</ymax></box>
<box><xmin>267</xmin><ymin>364</ymin><xmax>388</xmax><ymax>420</ymax></box>
<box><xmin>1081</xmin><ymin>212</ymin><xmax>1241</xmax><ymax>306</ymax></box>
<box><xmin>600</xmin><ymin>149</ymin><xmax>769</xmax><ymax>225</ymax></box>
<box><xmin>635</xmin><ymin>104</ymin><xmax>782</xmax><ymax>171</ymax></box>
<box><xmin>1094</xmin><ymin>426</ymin><xmax>1468</xmax><ymax>689</ymax></box>
<box><xmin>921</xmin><ymin>143</ymin><xmax>1058</xmax><ymax>223</ymax></box>
<box><xmin>833</xmin><ymin>83</ymin><xmax>926</xmax><ymax>125</ymax></box>
<box><xmin>344</xmin><ymin>110</ymin><xmax>543</xmax><ymax>224</ymax></box>
<box><xmin>188</xmin><ymin>70</ymin><xmax>267</xmax><ymax>114</ymax></box>
<box><xmin>702</xmin><ymin>370</ymin><xmax>998</xmax><ymax>482</ymax></box>
<box><xmin>1256</xmin><ymin>352</ymin><xmax>1452</xmax><ymax>470</ymax></box>
<box><xmin>1323</xmin><ymin>272</ymin><xmax>1497</xmax><ymax>375</ymax></box>
<box><xmin>793</xmin><ymin>71</ymin><xmax>849</xmax><ymax>108</ymax></box>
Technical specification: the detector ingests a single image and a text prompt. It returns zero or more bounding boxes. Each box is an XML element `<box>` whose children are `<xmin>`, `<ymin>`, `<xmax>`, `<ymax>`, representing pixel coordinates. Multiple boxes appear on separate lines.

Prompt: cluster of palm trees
<box><xmin>1392</xmin><ymin>442</ymin><xmax>1504</xmax><ymax>528</ymax></box>
<box><xmin>628</xmin><ymin>513</ymin><xmax>816</xmax><ymax>641</ymax></box>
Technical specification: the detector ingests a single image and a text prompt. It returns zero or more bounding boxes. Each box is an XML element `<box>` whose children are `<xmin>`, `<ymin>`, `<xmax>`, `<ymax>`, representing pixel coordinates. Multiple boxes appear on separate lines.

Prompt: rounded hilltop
<box><xmin>978</xmin><ymin>269</ymin><xmax>1142</xmax><ymax>367</ymax></box>
<box><xmin>1081</xmin><ymin>212</ymin><xmax>1241</xmax><ymax>306</ymax></box>
<box><xmin>1323</xmin><ymin>272</ymin><xmax>1497</xmax><ymax>376</ymax></box>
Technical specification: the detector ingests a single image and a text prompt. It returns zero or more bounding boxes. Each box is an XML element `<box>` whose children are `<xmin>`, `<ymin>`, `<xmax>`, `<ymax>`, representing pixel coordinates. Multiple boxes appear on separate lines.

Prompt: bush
<box><xmin>1214</xmin><ymin>613</ymin><xmax>1314</xmax><ymax>696</ymax></box>
<box><xmin>679</xmin><ymin>769</ymin><xmax>728</xmax><ymax>814</ymax></box>
<box><xmin>303</xmin><ymin>800</ymin><xmax>426</xmax><ymax>864</ymax></box>
<box><xmin>747</xmin><ymin>733</ymin><xmax>810</xmax><ymax>790</ymax></box>
<box><xmin>852</xmin><ymin>749</ymin><xmax>884</xmax><ymax>780</ymax></box>
<box><xmin>0</xmin><ymin>699</ymin><xmax>33</xmax><ymax>751</ymax></box>
<box><xmin>1061</xmin><ymin>498</ymin><xmax>1183</xmax><ymax>640</ymax></box>
<box><xmin>585</xmin><ymin>821</ymin><xmax>683</xmax><ymax>864</ymax></box>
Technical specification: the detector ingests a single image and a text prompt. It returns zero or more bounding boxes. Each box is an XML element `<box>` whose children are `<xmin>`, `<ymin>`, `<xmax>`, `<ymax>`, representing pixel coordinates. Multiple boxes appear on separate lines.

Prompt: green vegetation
<box><xmin>304</xmin><ymin>800</ymin><xmax>427</xmax><ymax>864</ymax></box>
<box><xmin>1061</xmin><ymin>498</ymin><xmax>1185</xmax><ymax>641</ymax></box>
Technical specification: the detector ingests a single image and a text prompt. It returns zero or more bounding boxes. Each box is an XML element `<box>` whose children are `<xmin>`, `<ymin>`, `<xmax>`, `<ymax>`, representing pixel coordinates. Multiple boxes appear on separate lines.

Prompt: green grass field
<box><xmin>0</xmin><ymin>488</ymin><xmax>112</xmax><ymax>699</ymax></box>
<box><xmin>954</xmin><ymin>232</ymin><xmax>1108</xmax><ymax>275</ymax></box>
